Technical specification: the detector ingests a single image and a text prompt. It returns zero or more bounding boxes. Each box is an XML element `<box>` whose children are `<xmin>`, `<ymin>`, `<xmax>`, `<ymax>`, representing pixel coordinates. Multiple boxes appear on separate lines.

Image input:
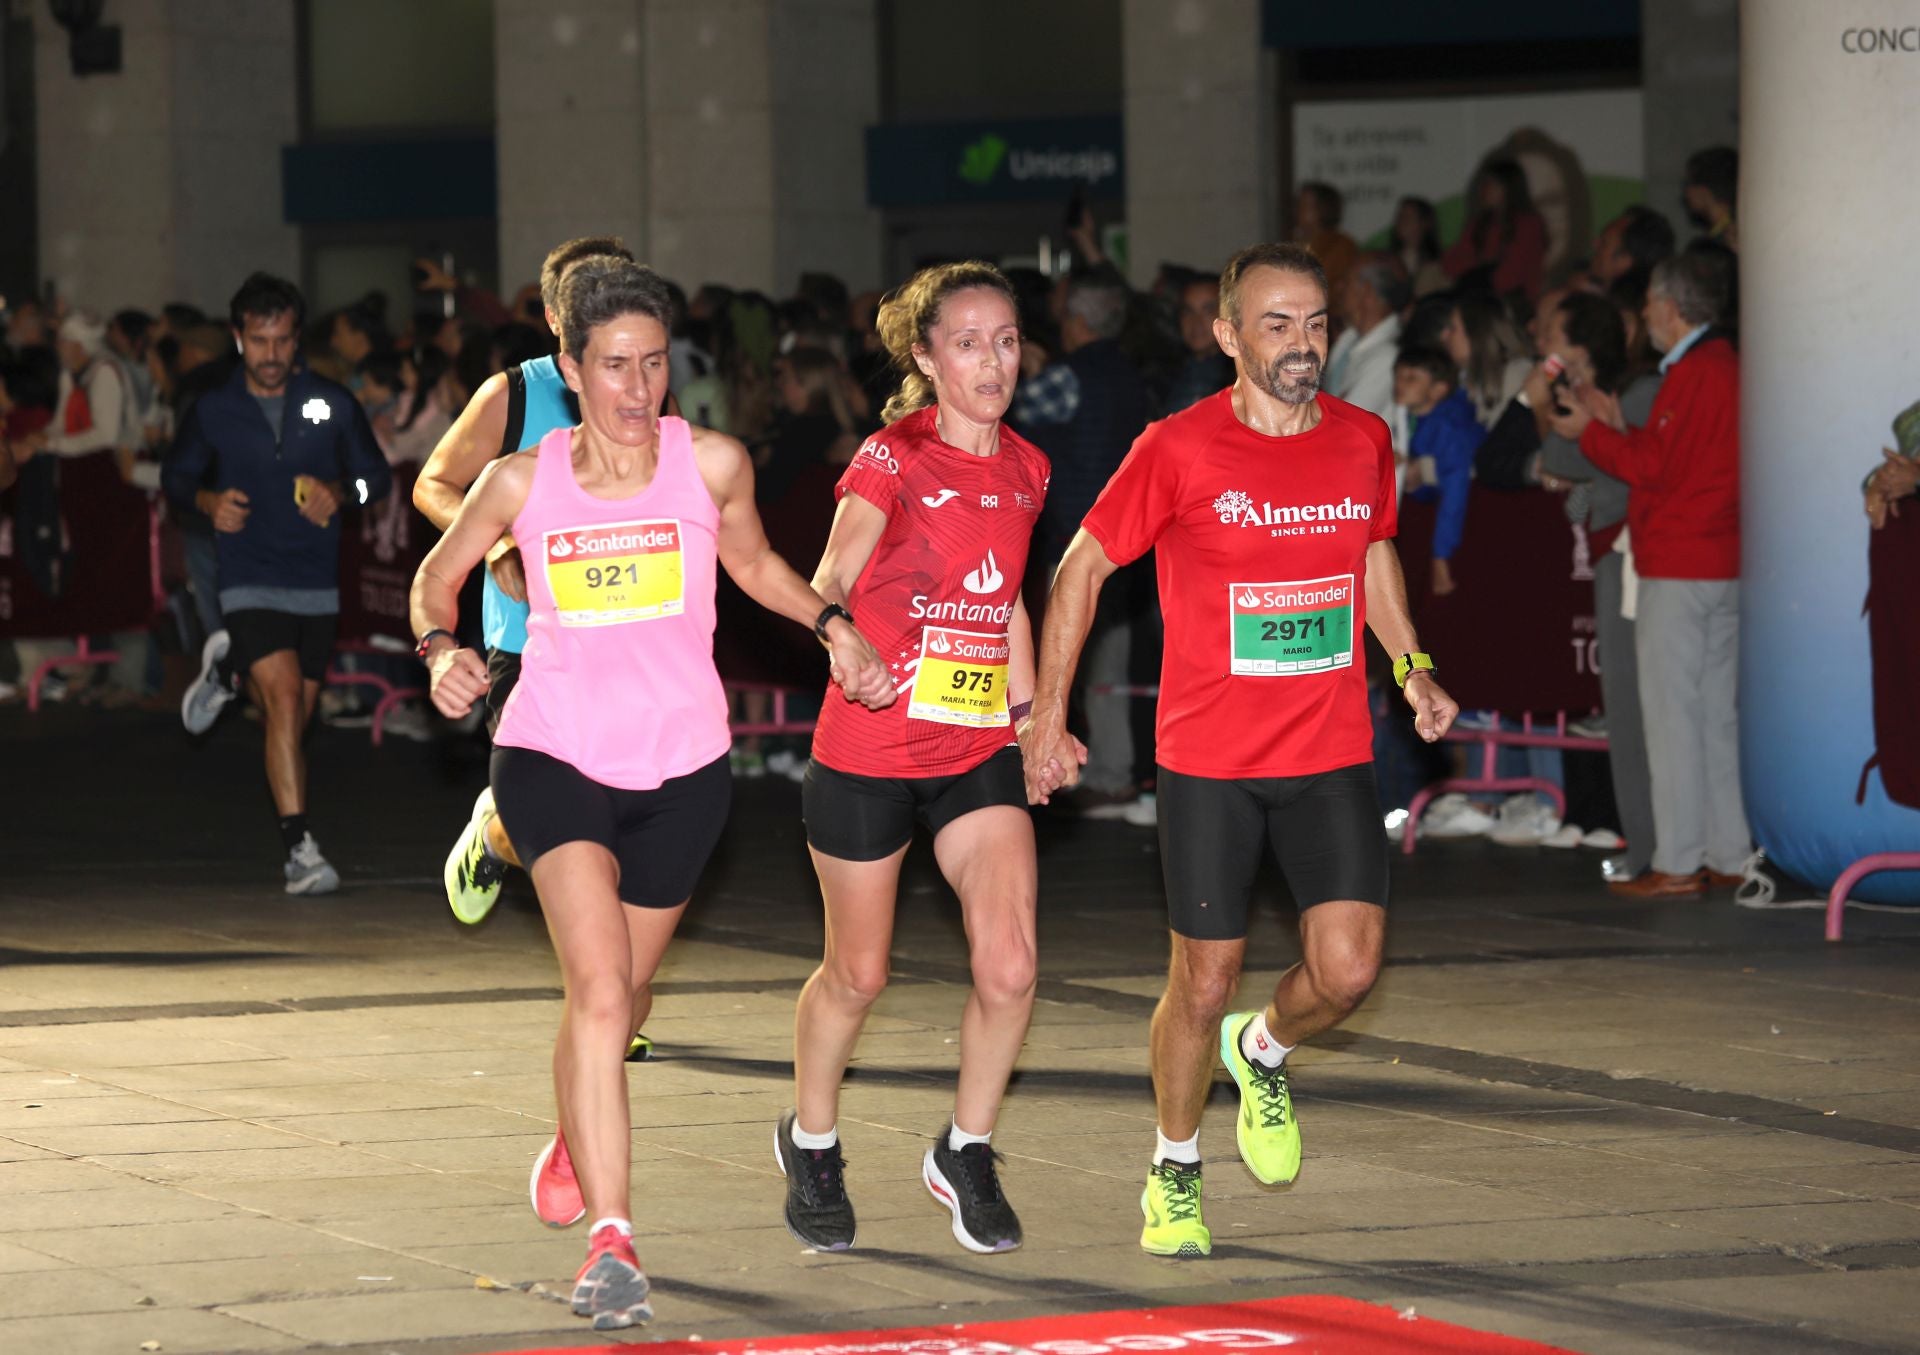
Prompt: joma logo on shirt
<box><xmin>1212</xmin><ymin>490</ymin><xmax>1372</xmax><ymax>527</ymax></box>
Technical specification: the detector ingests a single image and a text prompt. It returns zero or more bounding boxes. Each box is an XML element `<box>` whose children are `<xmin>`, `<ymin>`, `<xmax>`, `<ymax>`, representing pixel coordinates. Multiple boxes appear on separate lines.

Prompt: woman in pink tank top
<box><xmin>409</xmin><ymin>258</ymin><xmax>893</xmax><ymax>1330</ymax></box>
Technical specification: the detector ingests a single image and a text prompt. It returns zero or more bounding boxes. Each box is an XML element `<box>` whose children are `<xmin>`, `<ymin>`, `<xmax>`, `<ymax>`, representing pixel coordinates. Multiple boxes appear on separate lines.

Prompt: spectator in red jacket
<box><xmin>1551</xmin><ymin>251</ymin><xmax>1748</xmax><ymax>900</ymax></box>
<box><xmin>1443</xmin><ymin>159</ymin><xmax>1547</xmax><ymax>302</ymax></box>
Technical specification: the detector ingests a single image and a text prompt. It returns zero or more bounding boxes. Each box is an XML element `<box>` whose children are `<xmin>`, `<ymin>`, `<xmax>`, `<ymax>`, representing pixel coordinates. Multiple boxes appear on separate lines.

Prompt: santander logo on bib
<box><xmin>545</xmin><ymin>521</ymin><xmax>681</xmax><ymax>562</ymax></box>
<box><xmin>963</xmin><ymin>549</ymin><xmax>1004</xmax><ymax>594</ymax></box>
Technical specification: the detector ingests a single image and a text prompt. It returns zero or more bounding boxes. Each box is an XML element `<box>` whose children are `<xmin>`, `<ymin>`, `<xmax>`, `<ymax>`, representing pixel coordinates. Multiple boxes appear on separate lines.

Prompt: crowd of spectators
<box><xmin>9</xmin><ymin>137</ymin><xmax>1881</xmax><ymax>897</ymax></box>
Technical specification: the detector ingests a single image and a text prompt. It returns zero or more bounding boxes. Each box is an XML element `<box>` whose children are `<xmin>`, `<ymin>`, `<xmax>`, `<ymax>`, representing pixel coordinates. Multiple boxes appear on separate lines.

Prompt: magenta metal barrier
<box><xmin>1826</xmin><ymin>853</ymin><xmax>1920</xmax><ymax>942</ymax></box>
<box><xmin>727</xmin><ymin>682</ymin><xmax>816</xmax><ymax>736</ymax></box>
<box><xmin>1402</xmin><ymin>712</ymin><xmax>1608</xmax><ymax>856</ymax></box>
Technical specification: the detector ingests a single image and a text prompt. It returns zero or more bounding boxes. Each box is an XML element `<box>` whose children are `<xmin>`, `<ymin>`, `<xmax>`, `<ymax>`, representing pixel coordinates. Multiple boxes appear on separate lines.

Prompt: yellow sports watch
<box><xmin>1393</xmin><ymin>652</ymin><xmax>1436</xmax><ymax>688</ymax></box>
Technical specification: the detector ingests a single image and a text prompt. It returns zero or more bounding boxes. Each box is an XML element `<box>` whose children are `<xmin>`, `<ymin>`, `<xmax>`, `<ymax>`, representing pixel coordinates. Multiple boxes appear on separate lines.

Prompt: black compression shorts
<box><xmin>226</xmin><ymin>609</ymin><xmax>337</xmax><ymax>683</ymax></box>
<box><xmin>490</xmin><ymin>747</ymin><xmax>731</xmax><ymax>907</ymax></box>
<box><xmin>484</xmin><ymin>647</ymin><xmax>521</xmax><ymax>738</ymax></box>
<box><xmin>802</xmin><ymin>745</ymin><xmax>1027</xmax><ymax>862</ymax></box>
<box><xmin>1157</xmin><ymin>760</ymin><xmax>1388</xmax><ymax>940</ymax></box>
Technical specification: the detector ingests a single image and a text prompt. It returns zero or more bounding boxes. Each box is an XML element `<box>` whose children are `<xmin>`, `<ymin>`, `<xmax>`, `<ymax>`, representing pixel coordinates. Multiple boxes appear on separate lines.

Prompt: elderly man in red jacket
<box><xmin>1552</xmin><ymin>250</ymin><xmax>1749</xmax><ymax>899</ymax></box>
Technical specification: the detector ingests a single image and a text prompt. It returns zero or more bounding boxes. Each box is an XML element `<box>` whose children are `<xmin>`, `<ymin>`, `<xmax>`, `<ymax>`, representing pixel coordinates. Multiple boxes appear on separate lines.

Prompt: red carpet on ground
<box><xmin>497</xmin><ymin>1295</ymin><xmax>1580</xmax><ymax>1355</ymax></box>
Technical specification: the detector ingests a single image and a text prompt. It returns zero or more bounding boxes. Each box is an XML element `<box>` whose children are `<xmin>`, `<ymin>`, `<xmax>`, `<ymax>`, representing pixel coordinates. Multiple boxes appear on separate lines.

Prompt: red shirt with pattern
<box><xmin>1081</xmin><ymin>388</ymin><xmax>1396</xmax><ymax>781</ymax></box>
<box><xmin>811</xmin><ymin>405</ymin><xmax>1049</xmax><ymax>778</ymax></box>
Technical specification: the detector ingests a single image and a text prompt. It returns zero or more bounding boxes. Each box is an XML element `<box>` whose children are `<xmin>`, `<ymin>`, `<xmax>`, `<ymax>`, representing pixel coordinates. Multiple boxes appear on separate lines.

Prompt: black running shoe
<box><xmin>923</xmin><ymin>1127</ymin><xmax>1022</xmax><ymax>1253</ymax></box>
<box><xmin>774</xmin><ymin>1109</ymin><xmax>855</xmax><ymax>1250</ymax></box>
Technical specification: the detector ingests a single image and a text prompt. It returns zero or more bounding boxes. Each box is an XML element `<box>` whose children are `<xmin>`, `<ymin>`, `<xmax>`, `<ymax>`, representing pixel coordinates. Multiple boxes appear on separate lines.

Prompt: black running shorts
<box><xmin>803</xmin><ymin>745</ymin><xmax>1027</xmax><ymax>862</ymax></box>
<box><xmin>225</xmin><ymin>609</ymin><xmax>337</xmax><ymax>683</ymax></box>
<box><xmin>489</xmin><ymin>747</ymin><xmax>731</xmax><ymax>908</ymax></box>
<box><xmin>484</xmin><ymin>647</ymin><xmax>521</xmax><ymax>738</ymax></box>
<box><xmin>1157</xmin><ymin>760</ymin><xmax>1388</xmax><ymax>940</ymax></box>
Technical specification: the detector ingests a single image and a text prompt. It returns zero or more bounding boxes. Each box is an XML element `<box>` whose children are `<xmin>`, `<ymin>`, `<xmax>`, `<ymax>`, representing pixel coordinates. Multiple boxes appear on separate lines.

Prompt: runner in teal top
<box><xmin>478</xmin><ymin>351</ymin><xmax>577</xmax><ymax>654</ymax></box>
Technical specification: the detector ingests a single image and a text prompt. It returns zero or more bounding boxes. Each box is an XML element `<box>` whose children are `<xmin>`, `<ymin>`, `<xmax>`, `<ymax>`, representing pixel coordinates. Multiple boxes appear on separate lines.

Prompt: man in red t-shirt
<box><xmin>1023</xmin><ymin>243</ymin><xmax>1458</xmax><ymax>1257</ymax></box>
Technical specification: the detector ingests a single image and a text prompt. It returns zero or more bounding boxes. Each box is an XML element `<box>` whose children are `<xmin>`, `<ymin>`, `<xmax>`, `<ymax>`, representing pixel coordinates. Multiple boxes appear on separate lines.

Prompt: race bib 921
<box><xmin>544</xmin><ymin>519</ymin><xmax>685</xmax><ymax>627</ymax></box>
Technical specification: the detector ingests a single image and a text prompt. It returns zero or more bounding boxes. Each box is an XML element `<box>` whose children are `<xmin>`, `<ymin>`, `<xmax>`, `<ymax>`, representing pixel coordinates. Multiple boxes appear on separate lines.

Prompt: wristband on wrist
<box><xmin>415</xmin><ymin>628</ymin><xmax>455</xmax><ymax>660</ymax></box>
<box><xmin>813</xmin><ymin>602</ymin><xmax>854</xmax><ymax>643</ymax></box>
<box><xmin>1392</xmin><ymin>651</ymin><xmax>1436</xmax><ymax>688</ymax></box>
<box><xmin>1009</xmin><ymin>699</ymin><xmax>1033</xmax><ymax>721</ymax></box>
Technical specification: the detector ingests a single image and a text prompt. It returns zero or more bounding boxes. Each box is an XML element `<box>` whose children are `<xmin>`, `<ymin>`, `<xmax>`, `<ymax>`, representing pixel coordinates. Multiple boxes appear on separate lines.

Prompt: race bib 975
<box><xmin>908</xmin><ymin>626</ymin><xmax>1010</xmax><ymax>726</ymax></box>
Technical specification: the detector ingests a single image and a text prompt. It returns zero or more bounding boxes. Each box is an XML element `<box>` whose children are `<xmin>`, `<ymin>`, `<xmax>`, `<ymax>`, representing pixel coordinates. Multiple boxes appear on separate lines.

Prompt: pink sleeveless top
<box><xmin>493</xmin><ymin>419</ymin><xmax>731</xmax><ymax>789</ymax></box>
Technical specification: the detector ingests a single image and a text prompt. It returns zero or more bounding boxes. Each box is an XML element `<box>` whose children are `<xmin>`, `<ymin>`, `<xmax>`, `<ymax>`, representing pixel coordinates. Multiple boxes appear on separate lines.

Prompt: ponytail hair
<box><xmin>876</xmin><ymin>261</ymin><xmax>1017</xmax><ymax>425</ymax></box>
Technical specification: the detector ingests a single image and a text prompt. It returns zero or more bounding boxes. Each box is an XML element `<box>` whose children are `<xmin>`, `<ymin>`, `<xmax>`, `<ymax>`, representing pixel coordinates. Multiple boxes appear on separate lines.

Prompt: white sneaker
<box><xmin>1121</xmin><ymin>793</ymin><xmax>1158</xmax><ymax>827</ymax></box>
<box><xmin>181</xmin><ymin>629</ymin><xmax>235</xmax><ymax>735</ymax></box>
<box><xmin>284</xmin><ymin>833</ymin><xmax>340</xmax><ymax>896</ymax></box>
<box><xmin>1580</xmin><ymin>827</ymin><xmax>1626</xmax><ymax>850</ymax></box>
<box><xmin>1489</xmin><ymin>795</ymin><xmax>1560</xmax><ymax>846</ymax></box>
<box><xmin>1419</xmin><ymin>792</ymin><xmax>1495</xmax><ymax>838</ymax></box>
<box><xmin>380</xmin><ymin>701</ymin><xmax>435</xmax><ymax>743</ymax></box>
<box><xmin>1540</xmin><ymin>823</ymin><xmax>1585</xmax><ymax>849</ymax></box>
<box><xmin>1600</xmin><ymin>852</ymin><xmax>1635</xmax><ymax>882</ymax></box>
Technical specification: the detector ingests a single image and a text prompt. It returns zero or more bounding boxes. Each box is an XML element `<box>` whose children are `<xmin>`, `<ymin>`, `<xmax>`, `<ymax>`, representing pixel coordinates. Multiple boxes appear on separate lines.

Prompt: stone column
<box><xmin>498</xmin><ymin>0</ymin><xmax>878</xmax><ymax>296</ymax></box>
<box><xmin>1640</xmin><ymin>0</ymin><xmax>1740</xmax><ymax>224</ymax></box>
<box><xmin>33</xmin><ymin>0</ymin><xmax>296</xmax><ymax>313</ymax></box>
<box><xmin>1120</xmin><ymin>0</ymin><xmax>1274</xmax><ymax>285</ymax></box>
<box><xmin>494</xmin><ymin>0</ymin><xmax>650</xmax><ymax>298</ymax></box>
<box><xmin>166</xmin><ymin>1</ymin><xmax>300</xmax><ymax>310</ymax></box>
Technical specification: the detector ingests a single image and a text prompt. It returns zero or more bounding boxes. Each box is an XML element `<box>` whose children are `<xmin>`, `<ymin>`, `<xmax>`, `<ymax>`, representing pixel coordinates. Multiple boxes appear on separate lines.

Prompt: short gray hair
<box><xmin>1063</xmin><ymin>272</ymin><xmax>1129</xmax><ymax>340</ymax></box>
<box><xmin>1649</xmin><ymin>251</ymin><xmax>1728</xmax><ymax>328</ymax></box>
<box><xmin>559</xmin><ymin>257</ymin><xmax>674</xmax><ymax>360</ymax></box>
<box><xmin>1352</xmin><ymin>252</ymin><xmax>1410</xmax><ymax>313</ymax></box>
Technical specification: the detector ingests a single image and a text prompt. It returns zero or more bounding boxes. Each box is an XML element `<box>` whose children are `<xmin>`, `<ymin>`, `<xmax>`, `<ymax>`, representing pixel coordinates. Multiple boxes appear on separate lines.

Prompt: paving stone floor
<box><xmin>3</xmin><ymin>708</ymin><xmax>1919</xmax><ymax>1353</ymax></box>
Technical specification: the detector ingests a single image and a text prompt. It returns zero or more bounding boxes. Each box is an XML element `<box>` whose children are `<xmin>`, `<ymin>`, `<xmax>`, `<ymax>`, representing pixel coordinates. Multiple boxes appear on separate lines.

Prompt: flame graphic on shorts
<box><xmin>550</xmin><ymin>534</ymin><xmax>575</xmax><ymax>559</ymax></box>
<box><xmin>1237</xmin><ymin>587</ymin><xmax>1261</xmax><ymax>608</ymax></box>
<box><xmin>928</xmin><ymin>632</ymin><xmax>953</xmax><ymax>656</ymax></box>
<box><xmin>963</xmin><ymin>549</ymin><xmax>1003</xmax><ymax>594</ymax></box>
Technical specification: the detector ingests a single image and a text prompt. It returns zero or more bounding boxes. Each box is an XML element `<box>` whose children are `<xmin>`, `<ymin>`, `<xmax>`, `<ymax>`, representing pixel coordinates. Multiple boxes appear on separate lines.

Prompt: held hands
<box><xmin>426</xmin><ymin>643</ymin><xmax>489</xmax><ymax>719</ymax></box>
<box><xmin>826</xmin><ymin>622</ymin><xmax>896</xmax><ymax>710</ymax></box>
<box><xmin>1404</xmin><ymin>671</ymin><xmax>1459</xmax><ymax>744</ymax></box>
<box><xmin>1017</xmin><ymin>711</ymin><xmax>1088</xmax><ymax>805</ymax></box>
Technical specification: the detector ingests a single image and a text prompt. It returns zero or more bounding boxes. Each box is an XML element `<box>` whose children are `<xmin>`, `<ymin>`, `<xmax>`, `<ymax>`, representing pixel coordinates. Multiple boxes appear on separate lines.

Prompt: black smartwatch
<box><xmin>813</xmin><ymin>603</ymin><xmax>854</xmax><ymax>643</ymax></box>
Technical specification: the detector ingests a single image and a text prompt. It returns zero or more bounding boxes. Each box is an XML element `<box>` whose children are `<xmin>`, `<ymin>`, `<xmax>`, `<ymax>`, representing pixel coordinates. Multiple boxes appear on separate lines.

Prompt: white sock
<box><xmin>948</xmin><ymin>1120</ymin><xmax>991</xmax><ymax>1152</ymax></box>
<box><xmin>1240</xmin><ymin>1012</ymin><xmax>1292</xmax><ymax>1070</ymax></box>
<box><xmin>790</xmin><ymin>1120</ymin><xmax>838</xmax><ymax>1151</ymax></box>
<box><xmin>587</xmin><ymin>1216</ymin><xmax>632</xmax><ymax>1238</ymax></box>
<box><xmin>1154</xmin><ymin>1127</ymin><xmax>1200</xmax><ymax>1165</ymax></box>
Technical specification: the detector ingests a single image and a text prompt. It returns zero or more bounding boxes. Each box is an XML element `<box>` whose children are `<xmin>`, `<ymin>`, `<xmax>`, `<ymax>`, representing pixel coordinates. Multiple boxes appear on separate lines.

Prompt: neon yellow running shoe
<box><xmin>444</xmin><ymin>787</ymin><xmax>507</xmax><ymax>925</ymax></box>
<box><xmin>1220</xmin><ymin>1012</ymin><xmax>1301</xmax><ymax>1184</ymax></box>
<box><xmin>1139</xmin><ymin>1160</ymin><xmax>1210</xmax><ymax>1257</ymax></box>
<box><xmin>624</xmin><ymin>1032</ymin><xmax>653</xmax><ymax>1063</ymax></box>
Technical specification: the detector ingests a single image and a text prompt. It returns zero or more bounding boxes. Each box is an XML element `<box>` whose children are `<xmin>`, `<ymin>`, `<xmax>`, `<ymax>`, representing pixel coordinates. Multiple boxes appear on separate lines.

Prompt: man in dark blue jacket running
<box><xmin>164</xmin><ymin>273</ymin><xmax>391</xmax><ymax>895</ymax></box>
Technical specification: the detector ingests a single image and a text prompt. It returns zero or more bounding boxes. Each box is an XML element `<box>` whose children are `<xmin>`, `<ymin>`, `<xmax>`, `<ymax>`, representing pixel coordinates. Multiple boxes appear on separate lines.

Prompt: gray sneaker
<box><xmin>284</xmin><ymin>834</ymin><xmax>340</xmax><ymax>896</ymax></box>
<box><xmin>181</xmin><ymin>630</ymin><xmax>235</xmax><ymax>735</ymax></box>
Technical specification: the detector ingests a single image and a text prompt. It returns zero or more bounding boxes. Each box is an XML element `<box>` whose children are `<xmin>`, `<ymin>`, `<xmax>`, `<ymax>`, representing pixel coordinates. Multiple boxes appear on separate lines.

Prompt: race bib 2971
<box><xmin>1227</xmin><ymin>575</ymin><xmax>1354</xmax><ymax>676</ymax></box>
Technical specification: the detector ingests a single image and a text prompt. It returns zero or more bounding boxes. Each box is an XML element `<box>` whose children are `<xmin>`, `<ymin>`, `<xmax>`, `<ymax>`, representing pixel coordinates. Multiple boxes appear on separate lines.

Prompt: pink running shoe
<box><xmin>571</xmin><ymin>1224</ymin><xmax>651</xmax><ymax>1330</ymax></box>
<box><xmin>530</xmin><ymin>1132</ymin><xmax>586</xmax><ymax>1228</ymax></box>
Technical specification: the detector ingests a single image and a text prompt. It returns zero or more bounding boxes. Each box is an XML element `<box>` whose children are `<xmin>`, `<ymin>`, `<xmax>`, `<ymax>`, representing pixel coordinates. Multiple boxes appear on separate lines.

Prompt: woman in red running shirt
<box><xmin>774</xmin><ymin>263</ymin><xmax>1073</xmax><ymax>1256</ymax></box>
